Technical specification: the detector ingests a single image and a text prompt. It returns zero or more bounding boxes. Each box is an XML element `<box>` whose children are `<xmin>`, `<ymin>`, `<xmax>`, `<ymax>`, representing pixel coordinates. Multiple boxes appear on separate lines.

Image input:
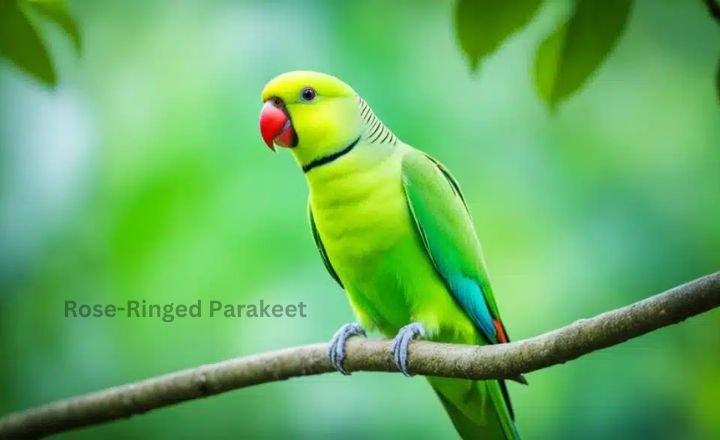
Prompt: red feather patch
<box><xmin>493</xmin><ymin>319</ymin><xmax>508</xmax><ymax>343</ymax></box>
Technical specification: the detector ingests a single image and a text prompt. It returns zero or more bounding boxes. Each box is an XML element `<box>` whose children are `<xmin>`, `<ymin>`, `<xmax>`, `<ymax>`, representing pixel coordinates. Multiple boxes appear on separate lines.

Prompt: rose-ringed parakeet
<box><xmin>259</xmin><ymin>71</ymin><xmax>523</xmax><ymax>439</ymax></box>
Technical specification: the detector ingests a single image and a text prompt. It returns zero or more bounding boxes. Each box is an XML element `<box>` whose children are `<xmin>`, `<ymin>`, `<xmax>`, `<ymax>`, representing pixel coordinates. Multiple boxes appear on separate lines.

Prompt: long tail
<box><xmin>428</xmin><ymin>377</ymin><xmax>520</xmax><ymax>440</ymax></box>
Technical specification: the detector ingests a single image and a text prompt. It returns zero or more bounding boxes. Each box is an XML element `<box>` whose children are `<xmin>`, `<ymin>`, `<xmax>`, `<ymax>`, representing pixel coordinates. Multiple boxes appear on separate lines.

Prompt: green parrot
<box><xmin>259</xmin><ymin>71</ymin><xmax>522</xmax><ymax>439</ymax></box>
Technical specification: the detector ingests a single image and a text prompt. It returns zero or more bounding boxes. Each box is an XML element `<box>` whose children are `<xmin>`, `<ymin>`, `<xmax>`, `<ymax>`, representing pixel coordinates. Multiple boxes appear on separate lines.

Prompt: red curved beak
<box><xmin>259</xmin><ymin>101</ymin><xmax>296</xmax><ymax>151</ymax></box>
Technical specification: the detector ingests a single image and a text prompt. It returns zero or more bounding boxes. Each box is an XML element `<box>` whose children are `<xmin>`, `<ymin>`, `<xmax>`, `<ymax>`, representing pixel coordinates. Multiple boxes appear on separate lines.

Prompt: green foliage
<box><xmin>0</xmin><ymin>0</ymin><xmax>80</xmax><ymax>87</ymax></box>
<box><xmin>25</xmin><ymin>0</ymin><xmax>81</xmax><ymax>53</ymax></box>
<box><xmin>455</xmin><ymin>0</ymin><xmax>541</xmax><ymax>72</ymax></box>
<box><xmin>453</xmin><ymin>0</ymin><xmax>717</xmax><ymax>109</ymax></box>
<box><xmin>707</xmin><ymin>0</ymin><xmax>720</xmax><ymax>102</ymax></box>
<box><xmin>3</xmin><ymin>0</ymin><xmax>714</xmax><ymax>108</ymax></box>
<box><xmin>0</xmin><ymin>0</ymin><xmax>55</xmax><ymax>85</ymax></box>
<box><xmin>534</xmin><ymin>0</ymin><xmax>633</xmax><ymax>109</ymax></box>
<box><xmin>717</xmin><ymin>57</ymin><xmax>720</xmax><ymax>102</ymax></box>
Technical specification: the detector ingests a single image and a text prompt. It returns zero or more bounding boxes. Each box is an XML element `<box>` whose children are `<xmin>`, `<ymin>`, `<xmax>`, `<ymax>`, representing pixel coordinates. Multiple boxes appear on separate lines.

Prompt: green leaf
<box><xmin>455</xmin><ymin>0</ymin><xmax>541</xmax><ymax>72</ymax></box>
<box><xmin>25</xmin><ymin>0</ymin><xmax>81</xmax><ymax>53</ymax></box>
<box><xmin>0</xmin><ymin>0</ymin><xmax>56</xmax><ymax>86</ymax></box>
<box><xmin>534</xmin><ymin>0</ymin><xmax>633</xmax><ymax>109</ymax></box>
<box><xmin>716</xmin><ymin>57</ymin><xmax>720</xmax><ymax>104</ymax></box>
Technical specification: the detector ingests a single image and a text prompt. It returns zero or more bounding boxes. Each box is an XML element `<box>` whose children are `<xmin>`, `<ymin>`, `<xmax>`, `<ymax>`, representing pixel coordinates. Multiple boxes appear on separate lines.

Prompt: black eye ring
<box><xmin>301</xmin><ymin>87</ymin><xmax>316</xmax><ymax>102</ymax></box>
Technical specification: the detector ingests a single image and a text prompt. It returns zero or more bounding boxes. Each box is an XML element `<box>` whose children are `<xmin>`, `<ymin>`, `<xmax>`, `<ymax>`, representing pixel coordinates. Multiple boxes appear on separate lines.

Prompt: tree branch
<box><xmin>1</xmin><ymin>272</ymin><xmax>719</xmax><ymax>439</ymax></box>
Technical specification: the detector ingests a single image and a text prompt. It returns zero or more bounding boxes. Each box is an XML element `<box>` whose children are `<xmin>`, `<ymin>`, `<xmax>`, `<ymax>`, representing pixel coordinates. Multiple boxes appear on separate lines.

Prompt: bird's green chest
<box><xmin>308</xmin><ymin>155</ymin><xmax>424</xmax><ymax>331</ymax></box>
<box><xmin>310</xmin><ymin>160</ymin><xmax>412</xmax><ymax>276</ymax></box>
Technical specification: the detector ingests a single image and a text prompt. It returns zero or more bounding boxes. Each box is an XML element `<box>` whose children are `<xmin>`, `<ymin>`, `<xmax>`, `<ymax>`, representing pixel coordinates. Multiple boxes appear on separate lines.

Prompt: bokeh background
<box><xmin>1</xmin><ymin>0</ymin><xmax>719</xmax><ymax>438</ymax></box>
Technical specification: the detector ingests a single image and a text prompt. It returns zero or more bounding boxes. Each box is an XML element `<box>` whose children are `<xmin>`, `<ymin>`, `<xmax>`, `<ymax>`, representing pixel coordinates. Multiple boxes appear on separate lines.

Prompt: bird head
<box><xmin>259</xmin><ymin>71</ymin><xmax>362</xmax><ymax>167</ymax></box>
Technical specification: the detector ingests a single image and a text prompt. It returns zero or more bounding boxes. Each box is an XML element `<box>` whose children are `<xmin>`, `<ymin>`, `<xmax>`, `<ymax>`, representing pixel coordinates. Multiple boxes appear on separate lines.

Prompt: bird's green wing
<box><xmin>403</xmin><ymin>150</ymin><xmax>519</xmax><ymax>437</ymax></box>
<box><xmin>401</xmin><ymin>150</ymin><xmax>509</xmax><ymax>345</ymax></box>
<box><xmin>308</xmin><ymin>201</ymin><xmax>343</xmax><ymax>288</ymax></box>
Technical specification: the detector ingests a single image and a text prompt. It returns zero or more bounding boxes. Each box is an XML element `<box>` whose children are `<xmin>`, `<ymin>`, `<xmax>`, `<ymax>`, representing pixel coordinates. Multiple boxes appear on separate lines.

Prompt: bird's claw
<box><xmin>389</xmin><ymin>322</ymin><xmax>426</xmax><ymax>377</ymax></box>
<box><xmin>327</xmin><ymin>322</ymin><xmax>366</xmax><ymax>375</ymax></box>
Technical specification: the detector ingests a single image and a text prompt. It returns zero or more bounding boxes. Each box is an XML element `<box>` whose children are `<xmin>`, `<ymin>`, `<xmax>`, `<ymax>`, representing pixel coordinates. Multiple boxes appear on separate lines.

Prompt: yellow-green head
<box><xmin>259</xmin><ymin>71</ymin><xmax>363</xmax><ymax>168</ymax></box>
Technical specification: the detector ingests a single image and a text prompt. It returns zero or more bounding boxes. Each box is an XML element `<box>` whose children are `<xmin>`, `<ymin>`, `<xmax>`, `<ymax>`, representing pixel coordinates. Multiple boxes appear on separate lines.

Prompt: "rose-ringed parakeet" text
<box><xmin>259</xmin><ymin>71</ymin><xmax>523</xmax><ymax>440</ymax></box>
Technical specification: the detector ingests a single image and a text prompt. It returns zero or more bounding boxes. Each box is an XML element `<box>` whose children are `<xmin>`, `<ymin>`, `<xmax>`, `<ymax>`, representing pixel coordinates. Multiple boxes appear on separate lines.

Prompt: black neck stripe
<box><xmin>302</xmin><ymin>136</ymin><xmax>361</xmax><ymax>174</ymax></box>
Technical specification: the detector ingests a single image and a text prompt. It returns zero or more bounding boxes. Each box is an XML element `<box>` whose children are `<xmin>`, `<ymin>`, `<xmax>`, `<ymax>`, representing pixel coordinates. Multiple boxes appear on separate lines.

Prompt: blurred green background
<box><xmin>1</xmin><ymin>0</ymin><xmax>719</xmax><ymax>438</ymax></box>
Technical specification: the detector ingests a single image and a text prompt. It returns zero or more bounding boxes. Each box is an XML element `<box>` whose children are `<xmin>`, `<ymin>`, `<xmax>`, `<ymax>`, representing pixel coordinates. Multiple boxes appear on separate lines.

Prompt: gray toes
<box><xmin>327</xmin><ymin>322</ymin><xmax>366</xmax><ymax>375</ymax></box>
<box><xmin>389</xmin><ymin>322</ymin><xmax>426</xmax><ymax>377</ymax></box>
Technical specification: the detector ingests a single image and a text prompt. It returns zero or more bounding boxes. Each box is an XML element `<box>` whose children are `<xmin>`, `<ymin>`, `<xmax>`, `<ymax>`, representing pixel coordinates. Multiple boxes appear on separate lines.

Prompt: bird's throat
<box><xmin>302</xmin><ymin>136</ymin><xmax>362</xmax><ymax>174</ymax></box>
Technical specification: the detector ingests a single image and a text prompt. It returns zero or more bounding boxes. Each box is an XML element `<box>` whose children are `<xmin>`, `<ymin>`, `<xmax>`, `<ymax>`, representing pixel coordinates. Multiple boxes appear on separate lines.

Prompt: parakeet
<box><xmin>259</xmin><ymin>71</ymin><xmax>522</xmax><ymax>440</ymax></box>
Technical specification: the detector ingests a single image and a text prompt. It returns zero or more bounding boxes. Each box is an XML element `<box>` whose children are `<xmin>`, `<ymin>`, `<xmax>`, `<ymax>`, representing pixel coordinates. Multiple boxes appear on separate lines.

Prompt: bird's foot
<box><xmin>389</xmin><ymin>322</ymin><xmax>426</xmax><ymax>377</ymax></box>
<box><xmin>327</xmin><ymin>322</ymin><xmax>366</xmax><ymax>375</ymax></box>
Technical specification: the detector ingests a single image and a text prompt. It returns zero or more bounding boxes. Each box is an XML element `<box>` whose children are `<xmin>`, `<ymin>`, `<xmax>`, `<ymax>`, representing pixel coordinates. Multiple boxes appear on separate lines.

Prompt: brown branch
<box><xmin>1</xmin><ymin>272</ymin><xmax>719</xmax><ymax>439</ymax></box>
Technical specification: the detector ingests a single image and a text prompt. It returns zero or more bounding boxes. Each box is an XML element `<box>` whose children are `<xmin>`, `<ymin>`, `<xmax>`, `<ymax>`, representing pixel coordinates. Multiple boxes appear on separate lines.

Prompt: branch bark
<box><xmin>1</xmin><ymin>272</ymin><xmax>719</xmax><ymax>439</ymax></box>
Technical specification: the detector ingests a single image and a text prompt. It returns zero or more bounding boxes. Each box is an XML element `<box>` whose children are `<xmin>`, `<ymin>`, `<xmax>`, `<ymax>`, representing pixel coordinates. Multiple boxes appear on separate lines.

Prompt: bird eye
<box><xmin>300</xmin><ymin>87</ymin><xmax>316</xmax><ymax>102</ymax></box>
